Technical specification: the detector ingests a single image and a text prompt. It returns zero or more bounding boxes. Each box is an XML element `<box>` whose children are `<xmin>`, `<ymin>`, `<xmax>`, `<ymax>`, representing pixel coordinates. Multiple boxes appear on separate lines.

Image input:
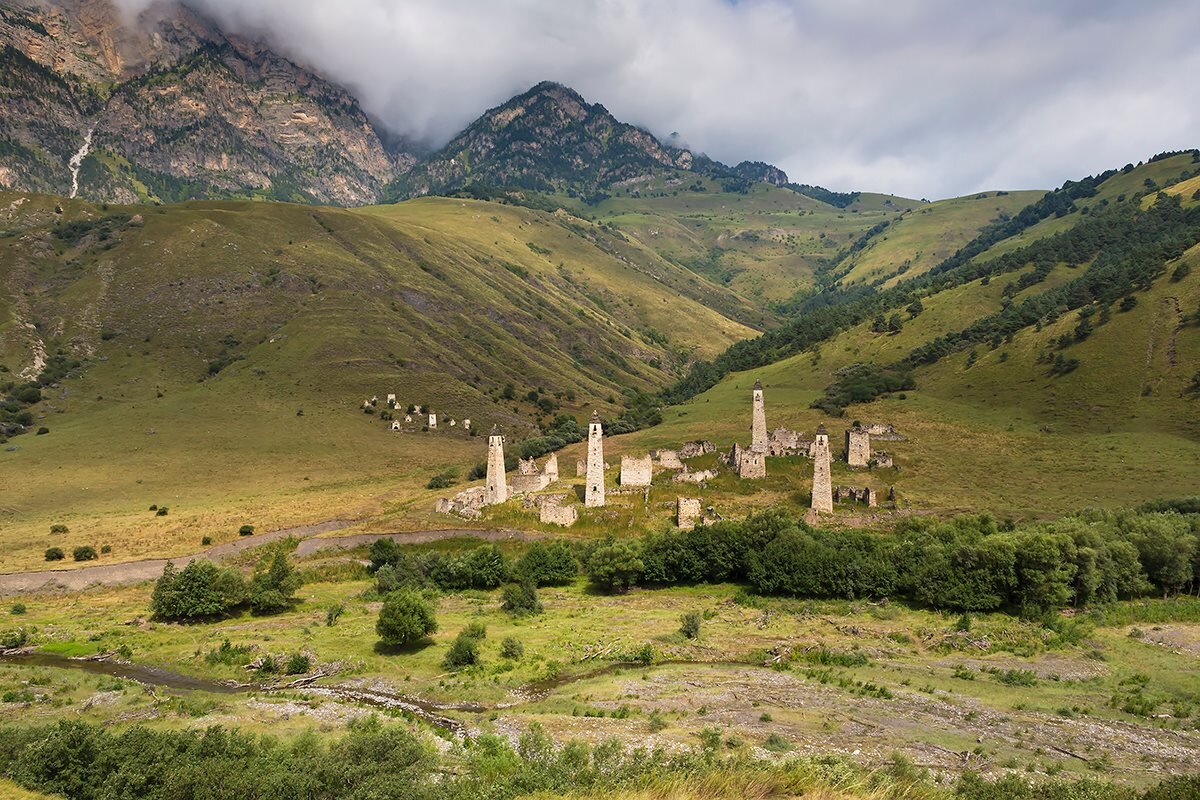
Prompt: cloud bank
<box><xmin>119</xmin><ymin>0</ymin><xmax>1200</xmax><ymax>198</ymax></box>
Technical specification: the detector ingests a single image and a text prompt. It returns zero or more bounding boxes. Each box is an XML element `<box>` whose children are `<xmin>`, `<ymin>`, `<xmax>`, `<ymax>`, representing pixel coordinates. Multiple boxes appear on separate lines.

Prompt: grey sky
<box><xmin>123</xmin><ymin>0</ymin><xmax>1200</xmax><ymax>199</ymax></box>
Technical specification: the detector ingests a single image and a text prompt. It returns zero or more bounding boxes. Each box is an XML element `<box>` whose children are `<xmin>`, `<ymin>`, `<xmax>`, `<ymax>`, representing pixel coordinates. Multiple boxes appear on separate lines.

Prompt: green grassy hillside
<box><xmin>0</xmin><ymin>192</ymin><xmax>761</xmax><ymax>570</ymax></box>
<box><xmin>582</xmin><ymin>178</ymin><xmax>921</xmax><ymax>304</ymax></box>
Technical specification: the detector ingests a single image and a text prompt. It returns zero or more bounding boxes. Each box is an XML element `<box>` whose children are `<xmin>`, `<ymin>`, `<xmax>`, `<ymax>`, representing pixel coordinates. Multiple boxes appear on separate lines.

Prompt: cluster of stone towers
<box><xmin>478</xmin><ymin>411</ymin><xmax>606</xmax><ymax>511</ymax></box>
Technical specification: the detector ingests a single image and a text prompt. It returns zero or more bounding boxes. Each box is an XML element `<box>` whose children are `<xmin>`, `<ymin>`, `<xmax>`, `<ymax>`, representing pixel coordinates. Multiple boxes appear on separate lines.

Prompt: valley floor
<box><xmin>2</xmin><ymin>555</ymin><xmax>1198</xmax><ymax>789</ymax></box>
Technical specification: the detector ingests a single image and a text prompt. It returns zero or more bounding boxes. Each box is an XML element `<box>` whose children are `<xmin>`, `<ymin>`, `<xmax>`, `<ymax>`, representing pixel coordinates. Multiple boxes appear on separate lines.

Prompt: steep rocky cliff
<box><xmin>0</xmin><ymin>0</ymin><xmax>412</xmax><ymax>205</ymax></box>
<box><xmin>388</xmin><ymin>81</ymin><xmax>756</xmax><ymax>202</ymax></box>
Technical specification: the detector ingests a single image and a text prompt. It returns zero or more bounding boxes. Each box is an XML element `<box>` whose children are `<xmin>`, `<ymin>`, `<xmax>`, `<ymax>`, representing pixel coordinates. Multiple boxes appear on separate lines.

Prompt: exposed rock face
<box><xmin>388</xmin><ymin>81</ymin><xmax>788</xmax><ymax>201</ymax></box>
<box><xmin>732</xmin><ymin>160</ymin><xmax>789</xmax><ymax>186</ymax></box>
<box><xmin>390</xmin><ymin>81</ymin><xmax>693</xmax><ymax>200</ymax></box>
<box><xmin>0</xmin><ymin>0</ymin><xmax>412</xmax><ymax>204</ymax></box>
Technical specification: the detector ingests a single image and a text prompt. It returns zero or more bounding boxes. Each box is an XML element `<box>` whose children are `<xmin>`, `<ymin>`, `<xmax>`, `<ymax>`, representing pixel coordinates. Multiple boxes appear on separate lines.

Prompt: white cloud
<box><xmin>117</xmin><ymin>0</ymin><xmax>1200</xmax><ymax>198</ymax></box>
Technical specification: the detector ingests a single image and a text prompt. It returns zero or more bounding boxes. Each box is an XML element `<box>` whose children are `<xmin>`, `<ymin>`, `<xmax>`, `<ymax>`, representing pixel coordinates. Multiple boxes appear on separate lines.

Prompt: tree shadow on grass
<box><xmin>372</xmin><ymin>637</ymin><xmax>435</xmax><ymax>656</ymax></box>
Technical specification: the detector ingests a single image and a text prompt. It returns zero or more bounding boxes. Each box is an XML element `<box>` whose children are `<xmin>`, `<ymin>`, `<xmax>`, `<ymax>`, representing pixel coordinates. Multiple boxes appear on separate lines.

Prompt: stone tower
<box><xmin>845</xmin><ymin>424</ymin><xmax>870</xmax><ymax>467</ymax></box>
<box><xmin>543</xmin><ymin>452</ymin><xmax>559</xmax><ymax>483</ymax></box>
<box><xmin>484</xmin><ymin>425</ymin><xmax>507</xmax><ymax>505</ymax></box>
<box><xmin>751</xmin><ymin>379</ymin><xmax>767</xmax><ymax>452</ymax></box>
<box><xmin>585</xmin><ymin>410</ymin><xmax>605</xmax><ymax>508</ymax></box>
<box><xmin>811</xmin><ymin>424</ymin><xmax>833</xmax><ymax>513</ymax></box>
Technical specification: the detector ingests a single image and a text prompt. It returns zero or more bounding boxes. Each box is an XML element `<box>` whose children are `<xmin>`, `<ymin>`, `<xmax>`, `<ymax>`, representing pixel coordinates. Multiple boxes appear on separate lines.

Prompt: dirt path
<box><xmin>0</xmin><ymin>524</ymin><xmax>545</xmax><ymax>594</ymax></box>
<box><xmin>0</xmin><ymin>519</ymin><xmax>354</xmax><ymax>594</ymax></box>
<box><xmin>293</xmin><ymin>528</ymin><xmax>546</xmax><ymax>558</ymax></box>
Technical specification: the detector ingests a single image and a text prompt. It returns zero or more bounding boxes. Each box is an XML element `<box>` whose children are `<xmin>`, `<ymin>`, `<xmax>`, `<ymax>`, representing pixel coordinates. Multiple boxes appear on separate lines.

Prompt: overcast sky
<box><xmin>121</xmin><ymin>0</ymin><xmax>1200</xmax><ymax>199</ymax></box>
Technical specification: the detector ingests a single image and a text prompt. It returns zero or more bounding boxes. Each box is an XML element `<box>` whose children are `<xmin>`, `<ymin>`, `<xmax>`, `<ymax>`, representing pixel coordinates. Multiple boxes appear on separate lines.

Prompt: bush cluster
<box><xmin>577</xmin><ymin>505</ymin><xmax>1198</xmax><ymax>614</ymax></box>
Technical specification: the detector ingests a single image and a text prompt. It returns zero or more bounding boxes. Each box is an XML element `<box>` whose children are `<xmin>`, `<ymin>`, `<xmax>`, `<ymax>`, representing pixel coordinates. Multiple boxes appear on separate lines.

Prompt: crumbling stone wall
<box><xmin>679</xmin><ymin>440</ymin><xmax>715</xmax><ymax>458</ymax></box>
<box><xmin>845</xmin><ymin>425</ymin><xmax>871</xmax><ymax>467</ymax></box>
<box><xmin>620</xmin><ymin>454</ymin><xmax>653</xmax><ymax>486</ymax></box>
<box><xmin>540</xmin><ymin>495</ymin><xmax>578</xmax><ymax>527</ymax></box>
<box><xmin>436</xmin><ymin>486</ymin><xmax>487</xmax><ymax>519</ymax></box>
<box><xmin>654</xmin><ymin>449</ymin><xmax>683</xmax><ymax>469</ymax></box>
<box><xmin>738</xmin><ymin>449</ymin><xmax>766</xmax><ymax>479</ymax></box>
<box><xmin>677</xmin><ymin>497</ymin><xmax>703</xmax><ymax>530</ymax></box>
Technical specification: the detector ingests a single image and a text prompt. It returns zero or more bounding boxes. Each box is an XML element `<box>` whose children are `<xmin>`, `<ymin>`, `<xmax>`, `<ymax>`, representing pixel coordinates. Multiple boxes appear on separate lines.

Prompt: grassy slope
<box><xmin>610</xmin><ymin>163</ymin><xmax>1200</xmax><ymax>517</ymax></box>
<box><xmin>0</xmin><ymin>192</ymin><xmax>760</xmax><ymax>571</ymax></box>
<box><xmin>838</xmin><ymin>191</ymin><xmax>1044</xmax><ymax>289</ymax></box>
<box><xmin>584</xmin><ymin>178</ymin><xmax>920</xmax><ymax>305</ymax></box>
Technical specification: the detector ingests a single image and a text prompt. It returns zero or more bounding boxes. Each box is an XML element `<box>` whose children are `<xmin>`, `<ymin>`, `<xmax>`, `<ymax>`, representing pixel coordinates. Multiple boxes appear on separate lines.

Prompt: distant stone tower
<box><xmin>811</xmin><ymin>424</ymin><xmax>833</xmax><ymax>513</ymax></box>
<box><xmin>543</xmin><ymin>452</ymin><xmax>559</xmax><ymax>483</ymax></box>
<box><xmin>845</xmin><ymin>424</ymin><xmax>870</xmax><ymax>467</ymax></box>
<box><xmin>585</xmin><ymin>410</ymin><xmax>605</xmax><ymax>508</ymax></box>
<box><xmin>750</xmin><ymin>379</ymin><xmax>767</xmax><ymax>453</ymax></box>
<box><xmin>485</xmin><ymin>425</ymin><xmax>507</xmax><ymax>505</ymax></box>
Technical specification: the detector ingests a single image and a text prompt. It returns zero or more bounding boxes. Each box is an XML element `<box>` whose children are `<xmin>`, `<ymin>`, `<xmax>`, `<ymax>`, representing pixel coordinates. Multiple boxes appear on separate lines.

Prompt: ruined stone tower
<box><xmin>811</xmin><ymin>423</ymin><xmax>833</xmax><ymax>513</ymax></box>
<box><xmin>543</xmin><ymin>452</ymin><xmax>559</xmax><ymax>483</ymax></box>
<box><xmin>585</xmin><ymin>410</ymin><xmax>605</xmax><ymax>508</ymax></box>
<box><xmin>845</xmin><ymin>424</ymin><xmax>870</xmax><ymax>467</ymax></box>
<box><xmin>751</xmin><ymin>379</ymin><xmax>767</xmax><ymax>452</ymax></box>
<box><xmin>484</xmin><ymin>425</ymin><xmax>507</xmax><ymax>505</ymax></box>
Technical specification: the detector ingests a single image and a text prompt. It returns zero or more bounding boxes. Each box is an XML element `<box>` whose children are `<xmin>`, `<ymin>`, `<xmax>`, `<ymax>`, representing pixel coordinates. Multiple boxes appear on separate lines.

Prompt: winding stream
<box><xmin>68</xmin><ymin>126</ymin><xmax>95</xmax><ymax>199</ymax></box>
<box><xmin>0</xmin><ymin>650</ymin><xmax>746</xmax><ymax>737</ymax></box>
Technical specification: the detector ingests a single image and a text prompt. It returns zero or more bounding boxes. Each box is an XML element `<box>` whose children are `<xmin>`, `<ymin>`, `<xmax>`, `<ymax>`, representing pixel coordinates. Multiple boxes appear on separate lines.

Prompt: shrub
<box><xmin>72</xmin><ymin>546</ymin><xmax>97</xmax><ymax>562</ymax></box>
<box><xmin>285</xmin><ymin>653</ymin><xmax>311</xmax><ymax>675</ymax></box>
<box><xmin>201</xmin><ymin>536</ymin><xmax>212</xmax><ymax>546</ymax></box>
<box><xmin>500</xmin><ymin>579</ymin><xmax>543</xmax><ymax>616</ymax></box>
<box><xmin>49</xmin><ymin>524</ymin><xmax>68</xmax><ymax>535</ymax></box>
<box><xmin>515</xmin><ymin>541</ymin><xmax>579</xmax><ymax>586</ymax></box>
<box><xmin>204</xmin><ymin>639</ymin><xmax>254</xmax><ymax>666</ymax></box>
<box><xmin>585</xmin><ymin>540</ymin><xmax>644</xmax><ymax>593</ymax></box>
<box><xmin>151</xmin><ymin>560</ymin><xmax>246</xmax><ymax>621</ymax></box>
<box><xmin>443</xmin><ymin>624</ymin><xmax>486</xmax><ymax>669</ymax></box>
<box><xmin>10</xmin><ymin>603</ymin><xmax>26</xmax><ymax>616</ymax></box>
<box><xmin>100</xmin><ymin>545</ymin><xmax>111</xmax><ymax>554</ymax></box>
<box><xmin>248</xmin><ymin>550</ymin><xmax>301</xmax><ymax>614</ymax></box>
<box><xmin>156</xmin><ymin>507</ymin><xmax>169</xmax><ymax>516</ymax></box>
<box><xmin>35</xmin><ymin>427</ymin><xmax>49</xmax><ymax>435</ymax></box>
<box><xmin>376</xmin><ymin>590</ymin><xmax>437</xmax><ymax>647</ymax></box>
<box><xmin>44</xmin><ymin>547</ymin><xmax>64</xmax><ymax>562</ymax></box>
<box><xmin>680</xmin><ymin>611</ymin><xmax>702</xmax><ymax>639</ymax></box>
<box><xmin>500</xmin><ymin>636</ymin><xmax>524</xmax><ymax>659</ymax></box>
<box><xmin>239</xmin><ymin>524</ymin><xmax>255</xmax><ymax>536</ymax></box>
<box><xmin>325</xmin><ymin>603</ymin><xmax>345</xmax><ymax>627</ymax></box>
<box><xmin>426</xmin><ymin>471</ymin><xmax>456</xmax><ymax>490</ymax></box>
<box><xmin>1</xmin><ymin>627</ymin><xmax>30</xmax><ymax>649</ymax></box>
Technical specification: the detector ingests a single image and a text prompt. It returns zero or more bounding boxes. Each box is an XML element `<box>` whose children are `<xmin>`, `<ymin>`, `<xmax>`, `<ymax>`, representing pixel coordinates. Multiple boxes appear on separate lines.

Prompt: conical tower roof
<box><xmin>590</xmin><ymin>409</ymin><xmax>601</xmax><ymax>423</ymax></box>
<box><xmin>816</xmin><ymin>423</ymin><xmax>828</xmax><ymax>435</ymax></box>
<box><xmin>753</xmin><ymin>378</ymin><xmax>763</xmax><ymax>390</ymax></box>
<box><xmin>489</xmin><ymin>424</ymin><xmax>502</xmax><ymax>436</ymax></box>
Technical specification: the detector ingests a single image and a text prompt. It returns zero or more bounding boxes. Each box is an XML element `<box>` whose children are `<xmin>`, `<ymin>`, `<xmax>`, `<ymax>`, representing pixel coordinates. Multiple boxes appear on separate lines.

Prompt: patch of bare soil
<box><xmin>501</xmin><ymin>664</ymin><xmax>1200</xmax><ymax>779</ymax></box>
<box><xmin>1128</xmin><ymin>624</ymin><xmax>1200</xmax><ymax>658</ymax></box>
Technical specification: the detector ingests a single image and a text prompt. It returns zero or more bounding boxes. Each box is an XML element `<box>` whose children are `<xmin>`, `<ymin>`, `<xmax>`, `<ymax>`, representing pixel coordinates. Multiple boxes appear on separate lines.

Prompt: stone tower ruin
<box><xmin>845</xmin><ymin>424</ymin><xmax>870</xmax><ymax>467</ymax></box>
<box><xmin>811</xmin><ymin>423</ymin><xmax>833</xmax><ymax>513</ymax></box>
<box><xmin>751</xmin><ymin>379</ymin><xmax>767</xmax><ymax>452</ymax></box>
<box><xmin>485</xmin><ymin>425</ymin><xmax>508</xmax><ymax>505</ymax></box>
<box><xmin>585</xmin><ymin>410</ymin><xmax>605</xmax><ymax>508</ymax></box>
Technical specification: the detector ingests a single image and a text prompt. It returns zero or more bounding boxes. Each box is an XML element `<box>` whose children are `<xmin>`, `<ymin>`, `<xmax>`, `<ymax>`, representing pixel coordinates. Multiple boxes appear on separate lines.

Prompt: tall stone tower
<box><xmin>585</xmin><ymin>410</ymin><xmax>605</xmax><ymax>508</ymax></box>
<box><xmin>845</xmin><ymin>424</ymin><xmax>871</xmax><ymax>467</ymax></box>
<box><xmin>484</xmin><ymin>425</ymin><xmax>507</xmax><ymax>505</ymax></box>
<box><xmin>811</xmin><ymin>424</ymin><xmax>833</xmax><ymax>513</ymax></box>
<box><xmin>750</xmin><ymin>379</ymin><xmax>767</xmax><ymax>453</ymax></box>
